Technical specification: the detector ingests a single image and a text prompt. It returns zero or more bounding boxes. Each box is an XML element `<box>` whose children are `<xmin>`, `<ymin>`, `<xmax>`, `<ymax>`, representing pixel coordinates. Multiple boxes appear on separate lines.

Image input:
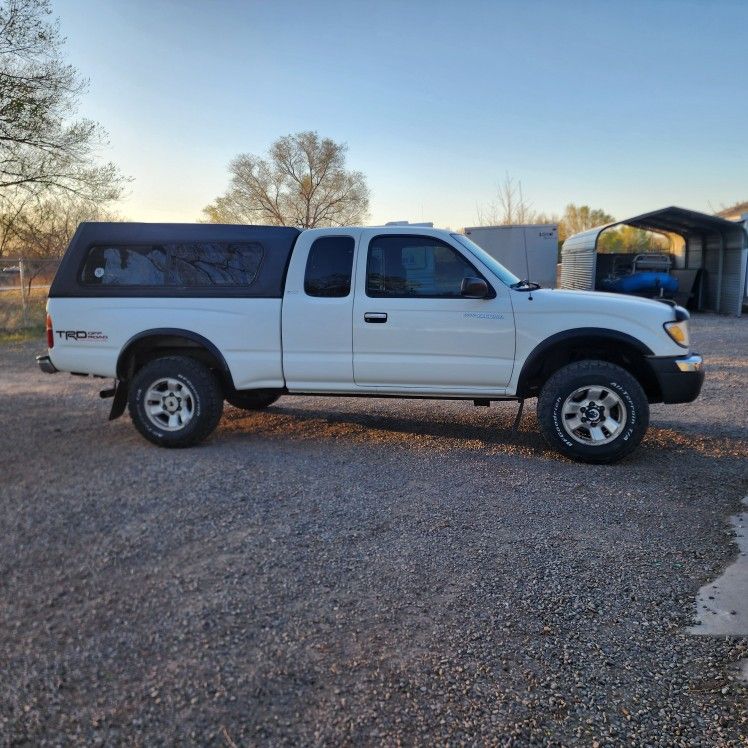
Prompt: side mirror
<box><xmin>460</xmin><ymin>276</ymin><xmax>489</xmax><ymax>299</ymax></box>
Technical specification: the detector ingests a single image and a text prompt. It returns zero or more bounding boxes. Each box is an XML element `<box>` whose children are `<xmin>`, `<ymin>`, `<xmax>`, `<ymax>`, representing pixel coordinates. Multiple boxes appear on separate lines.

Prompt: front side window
<box><xmin>451</xmin><ymin>233</ymin><xmax>519</xmax><ymax>286</ymax></box>
<box><xmin>366</xmin><ymin>235</ymin><xmax>482</xmax><ymax>298</ymax></box>
<box><xmin>81</xmin><ymin>242</ymin><xmax>263</xmax><ymax>287</ymax></box>
<box><xmin>304</xmin><ymin>236</ymin><xmax>355</xmax><ymax>297</ymax></box>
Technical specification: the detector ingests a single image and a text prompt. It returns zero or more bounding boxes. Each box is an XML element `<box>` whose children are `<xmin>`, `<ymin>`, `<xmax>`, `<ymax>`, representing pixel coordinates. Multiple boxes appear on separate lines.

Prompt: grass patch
<box><xmin>0</xmin><ymin>325</ymin><xmax>45</xmax><ymax>344</ymax></box>
<box><xmin>0</xmin><ymin>287</ymin><xmax>48</xmax><ymax>335</ymax></box>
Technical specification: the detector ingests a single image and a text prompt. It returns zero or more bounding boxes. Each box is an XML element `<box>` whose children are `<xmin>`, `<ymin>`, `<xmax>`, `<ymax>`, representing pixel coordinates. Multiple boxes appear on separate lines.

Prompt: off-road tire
<box><xmin>225</xmin><ymin>390</ymin><xmax>281</xmax><ymax>411</ymax></box>
<box><xmin>128</xmin><ymin>356</ymin><xmax>223</xmax><ymax>447</ymax></box>
<box><xmin>537</xmin><ymin>360</ymin><xmax>649</xmax><ymax>464</ymax></box>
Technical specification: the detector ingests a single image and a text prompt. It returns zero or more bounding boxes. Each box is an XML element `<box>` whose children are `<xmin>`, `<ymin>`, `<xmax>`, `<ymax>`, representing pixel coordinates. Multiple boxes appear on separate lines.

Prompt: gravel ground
<box><xmin>1</xmin><ymin>314</ymin><xmax>747</xmax><ymax>746</ymax></box>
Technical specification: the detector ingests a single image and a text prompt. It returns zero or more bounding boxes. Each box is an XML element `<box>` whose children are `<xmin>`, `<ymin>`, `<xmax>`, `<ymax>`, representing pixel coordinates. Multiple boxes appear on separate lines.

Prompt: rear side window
<box><xmin>81</xmin><ymin>242</ymin><xmax>263</xmax><ymax>288</ymax></box>
<box><xmin>171</xmin><ymin>243</ymin><xmax>263</xmax><ymax>286</ymax></box>
<box><xmin>304</xmin><ymin>236</ymin><xmax>355</xmax><ymax>297</ymax></box>
<box><xmin>81</xmin><ymin>245</ymin><xmax>168</xmax><ymax>286</ymax></box>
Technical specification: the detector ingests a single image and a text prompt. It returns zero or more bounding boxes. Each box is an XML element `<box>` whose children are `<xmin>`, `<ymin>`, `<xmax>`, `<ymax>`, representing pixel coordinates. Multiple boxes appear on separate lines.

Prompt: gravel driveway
<box><xmin>1</xmin><ymin>314</ymin><xmax>746</xmax><ymax>746</ymax></box>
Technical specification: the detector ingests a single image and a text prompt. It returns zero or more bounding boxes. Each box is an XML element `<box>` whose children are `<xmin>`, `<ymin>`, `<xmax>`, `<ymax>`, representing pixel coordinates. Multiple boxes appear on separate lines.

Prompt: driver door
<box><xmin>352</xmin><ymin>232</ymin><xmax>515</xmax><ymax>392</ymax></box>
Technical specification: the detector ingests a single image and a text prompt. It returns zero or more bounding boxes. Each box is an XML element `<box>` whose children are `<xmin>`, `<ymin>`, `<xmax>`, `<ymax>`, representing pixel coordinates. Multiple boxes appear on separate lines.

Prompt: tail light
<box><xmin>46</xmin><ymin>314</ymin><xmax>54</xmax><ymax>348</ymax></box>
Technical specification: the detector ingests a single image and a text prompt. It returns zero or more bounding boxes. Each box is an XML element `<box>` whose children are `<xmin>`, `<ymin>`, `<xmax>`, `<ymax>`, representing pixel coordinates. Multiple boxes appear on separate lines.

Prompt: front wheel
<box><xmin>128</xmin><ymin>356</ymin><xmax>223</xmax><ymax>447</ymax></box>
<box><xmin>537</xmin><ymin>360</ymin><xmax>649</xmax><ymax>464</ymax></box>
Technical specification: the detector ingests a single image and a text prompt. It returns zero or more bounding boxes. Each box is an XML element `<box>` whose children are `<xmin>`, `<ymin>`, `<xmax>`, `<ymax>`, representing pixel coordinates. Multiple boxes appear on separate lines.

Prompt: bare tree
<box><xmin>202</xmin><ymin>131</ymin><xmax>369</xmax><ymax>227</ymax></box>
<box><xmin>477</xmin><ymin>173</ymin><xmax>536</xmax><ymax>225</ymax></box>
<box><xmin>0</xmin><ymin>0</ymin><xmax>126</xmax><ymax>201</ymax></box>
<box><xmin>0</xmin><ymin>193</ymin><xmax>120</xmax><ymax>289</ymax></box>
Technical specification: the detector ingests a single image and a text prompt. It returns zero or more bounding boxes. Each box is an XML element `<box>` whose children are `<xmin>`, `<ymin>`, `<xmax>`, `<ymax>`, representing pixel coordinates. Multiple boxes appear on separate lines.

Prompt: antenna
<box><xmin>522</xmin><ymin>228</ymin><xmax>533</xmax><ymax>300</ymax></box>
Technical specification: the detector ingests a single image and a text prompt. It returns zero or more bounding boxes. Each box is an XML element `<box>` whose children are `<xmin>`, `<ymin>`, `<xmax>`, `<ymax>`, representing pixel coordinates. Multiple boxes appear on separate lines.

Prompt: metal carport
<box><xmin>559</xmin><ymin>206</ymin><xmax>748</xmax><ymax>315</ymax></box>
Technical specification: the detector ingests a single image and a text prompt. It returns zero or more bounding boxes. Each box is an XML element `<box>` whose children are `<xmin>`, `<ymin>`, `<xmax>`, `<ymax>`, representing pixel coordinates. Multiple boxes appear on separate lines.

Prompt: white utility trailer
<box><xmin>463</xmin><ymin>224</ymin><xmax>559</xmax><ymax>288</ymax></box>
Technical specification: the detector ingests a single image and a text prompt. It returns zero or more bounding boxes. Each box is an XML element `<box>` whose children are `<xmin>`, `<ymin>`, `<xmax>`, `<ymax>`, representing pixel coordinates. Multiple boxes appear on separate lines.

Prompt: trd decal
<box><xmin>56</xmin><ymin>330</ymin><xmax>109</xmax><ymax>341</ymax></box>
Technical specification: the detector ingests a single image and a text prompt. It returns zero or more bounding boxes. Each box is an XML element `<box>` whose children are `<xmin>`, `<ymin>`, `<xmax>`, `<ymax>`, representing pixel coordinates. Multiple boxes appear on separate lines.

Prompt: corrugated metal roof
<box><xmin>621</xmin><ymin>206</ymin><xmax>743</xmax><ymax>237</ymax></box>
<box><xmin>569</xmin><ymin>206</ymin><xmax>744</xmax><ymax>244</ymax></box>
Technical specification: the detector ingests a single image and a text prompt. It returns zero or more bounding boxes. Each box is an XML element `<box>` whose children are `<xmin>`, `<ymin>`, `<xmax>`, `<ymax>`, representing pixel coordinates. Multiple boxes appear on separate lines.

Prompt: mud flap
<box><xmin>108</xmin><ymin>380</ymin><xmax>128</xmax><ymax>421</ymax></box>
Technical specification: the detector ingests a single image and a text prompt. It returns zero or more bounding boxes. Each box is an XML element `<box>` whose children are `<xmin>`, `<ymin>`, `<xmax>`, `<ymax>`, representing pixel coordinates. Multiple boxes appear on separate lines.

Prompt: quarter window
<box><xmin>304</xmin><ymin>236</ymin><xmax>355</xmax><ymax>297</ymax></box>
<box><xmin>366</xmin><ymin>235</ymin><xmax>481</xmax><ymax>298</ymax></box>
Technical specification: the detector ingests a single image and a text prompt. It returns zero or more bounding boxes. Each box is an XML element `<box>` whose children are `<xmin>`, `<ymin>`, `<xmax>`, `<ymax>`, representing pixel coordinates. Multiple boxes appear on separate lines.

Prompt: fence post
<box><xmin>18</xmin><ymin>257</ymin><xmax>29</xmax><ymax>328</ymax></box>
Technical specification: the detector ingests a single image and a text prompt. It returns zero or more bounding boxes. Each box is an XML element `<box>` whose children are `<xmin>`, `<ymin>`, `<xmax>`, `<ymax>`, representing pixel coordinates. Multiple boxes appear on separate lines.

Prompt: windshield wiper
<box><xmin>510</xmin><ymin>279</ymin><xmax>541</xmax><ymax>291</ymax></box>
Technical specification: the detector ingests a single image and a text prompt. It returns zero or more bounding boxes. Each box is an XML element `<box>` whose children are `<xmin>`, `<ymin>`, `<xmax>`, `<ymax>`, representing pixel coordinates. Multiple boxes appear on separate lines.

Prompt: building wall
<box><xmin>559</xmin><ymin>228</ymin><xmax>599</xmax><ymax>290</ymax></box>
<box><xmin>701</xmin><ymin>231</ymin><xmax>746</xmax><ymax>314</ymax></box>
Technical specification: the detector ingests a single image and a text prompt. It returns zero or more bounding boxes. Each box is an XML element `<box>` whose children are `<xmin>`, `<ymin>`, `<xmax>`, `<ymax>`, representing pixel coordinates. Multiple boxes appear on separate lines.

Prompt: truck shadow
<box><xmin>225</xmin><ymin>399</ymin><xmax>547</xmax><ymax>453</ymax></box>
<box><xmin>222</xmin><ymin>399</ymin><xmax>748</xmax><ymax>467</ymax></box>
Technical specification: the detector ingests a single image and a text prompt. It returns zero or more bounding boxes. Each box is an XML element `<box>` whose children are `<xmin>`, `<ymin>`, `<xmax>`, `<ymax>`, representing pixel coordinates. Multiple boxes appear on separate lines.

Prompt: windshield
<box><xmin>451</xmin><ymin>234</ymin><xmax>520</xmax><ymax>286</ymax></box>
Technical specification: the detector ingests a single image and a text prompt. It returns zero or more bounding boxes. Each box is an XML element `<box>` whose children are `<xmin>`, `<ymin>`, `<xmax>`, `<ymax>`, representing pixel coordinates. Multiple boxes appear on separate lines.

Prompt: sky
<box><xmin>54</xmin><ymin>0</ymin><xmax>748</xmax><ymax>228</ymax></box>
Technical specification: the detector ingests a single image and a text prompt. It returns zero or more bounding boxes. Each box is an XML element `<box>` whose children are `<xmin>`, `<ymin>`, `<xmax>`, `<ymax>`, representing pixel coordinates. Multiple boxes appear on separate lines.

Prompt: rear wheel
<box><xmin>128</xmin><ymin>356</ymin><xmax>223</xmax><ymax>447</ymax></box>
<box><xmin>537</xmin><ymin>360</ymin><xmax>649</xmax><ymax>464</ymax></box>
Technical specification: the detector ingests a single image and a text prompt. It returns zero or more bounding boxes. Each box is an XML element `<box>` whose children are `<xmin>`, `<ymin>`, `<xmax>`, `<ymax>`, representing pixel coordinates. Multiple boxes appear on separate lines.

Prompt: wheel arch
<box><xmin>116</xmin><ymin>328</ymin><xmax>234</xmax><ymax>388</ymax></box>
<box><xmin>516</xmin><ymin>328</ymin><xmax>661</xmax><ymax>402</ymax></box>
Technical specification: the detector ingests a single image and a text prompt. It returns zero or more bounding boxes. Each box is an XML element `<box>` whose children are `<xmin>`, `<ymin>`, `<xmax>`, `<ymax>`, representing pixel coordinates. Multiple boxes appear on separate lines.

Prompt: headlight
<box><xmin>664</xmin><ymin>320</ymin><xmax>690</xmax><ymax>348</ymax></box>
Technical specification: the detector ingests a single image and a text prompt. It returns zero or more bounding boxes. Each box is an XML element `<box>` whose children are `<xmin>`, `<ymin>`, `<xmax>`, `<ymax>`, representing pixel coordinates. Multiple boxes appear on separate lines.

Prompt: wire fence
<box><xmin>0</xmin><ymin>258</ymin><xmax>60</xmax><ymax>331</ymax></box>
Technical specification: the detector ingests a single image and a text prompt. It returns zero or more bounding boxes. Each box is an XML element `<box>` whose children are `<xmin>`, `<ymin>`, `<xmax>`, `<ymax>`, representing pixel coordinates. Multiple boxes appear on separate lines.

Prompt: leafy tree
<box><xmin>203</xmin><ymin>131</ymin><xmax>369</xmax><ymax>227</ymax></box>
<box><xmin>597</xmin><ymin>225</ymin><xmax>669</xmax><ymax>254</ymax></box>
<box><xmin>0</xmin><ymin>0</ymin><xmax>125</xmax><ymax>201</ymax></box>
<box><xmin>477</xmin><ymin>186</ymin><xmax>615</xmax><ymax>261</ymax></box>
<box><xmin>557</xmin><ymin>205</ymin><xmax>669</xmax><ymax>254</ymax></box>
<box><xmin>559</xmin><ymin>204</ymin><xmax>615</xmax><ymax>240</ymax></box>
<box><xmin>714</xmin><ymin>200</ymin><xmax>748</xmax><ymax>219</ymax></box>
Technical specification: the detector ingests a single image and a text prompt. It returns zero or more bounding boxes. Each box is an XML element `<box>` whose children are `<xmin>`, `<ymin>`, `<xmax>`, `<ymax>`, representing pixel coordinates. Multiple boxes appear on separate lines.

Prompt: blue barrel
<box><xmin>602</xmin><ymin>272</ymin><xmax>679</xmax><ymax>295</ymax></box>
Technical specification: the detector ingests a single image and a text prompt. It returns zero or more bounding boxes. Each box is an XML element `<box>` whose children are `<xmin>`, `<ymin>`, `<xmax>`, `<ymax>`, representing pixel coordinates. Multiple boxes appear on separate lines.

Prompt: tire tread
<box><xmin>128</xmin><ymin>355</ymin><xmax>223</xmax><ymax>448</ymax></box>
<box><xmin>537</xmin><ymin>360</ymin><xmax>649</xmax><ymax>464</ymax></box>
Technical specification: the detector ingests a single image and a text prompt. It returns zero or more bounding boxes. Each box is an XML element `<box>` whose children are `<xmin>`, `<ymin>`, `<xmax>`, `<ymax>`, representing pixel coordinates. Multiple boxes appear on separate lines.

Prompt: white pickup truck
<box><xmin>37</xmin><ymin>222</ymin><xmax>703</xmax><ymax>463</ymax></box>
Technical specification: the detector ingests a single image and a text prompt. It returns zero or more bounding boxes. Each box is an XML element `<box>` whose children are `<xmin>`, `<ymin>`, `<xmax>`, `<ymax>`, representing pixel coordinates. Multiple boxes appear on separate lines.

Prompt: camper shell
<box><xmin>49</xmin><ymin>222</ymin><xmax>302</xmax><ymax>299</ymax></box>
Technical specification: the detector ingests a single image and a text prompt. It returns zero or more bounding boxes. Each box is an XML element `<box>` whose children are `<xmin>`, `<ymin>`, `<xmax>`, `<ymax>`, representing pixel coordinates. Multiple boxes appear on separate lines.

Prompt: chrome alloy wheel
<box><xmin>561</xmin><ymin>385</ymin><xmax>627</xmax><ymax>446</ymax></box>
<box><xmin>144</xmin><ymin>377</ymin><xmax>196</xmax><ymax>431</ymax></box>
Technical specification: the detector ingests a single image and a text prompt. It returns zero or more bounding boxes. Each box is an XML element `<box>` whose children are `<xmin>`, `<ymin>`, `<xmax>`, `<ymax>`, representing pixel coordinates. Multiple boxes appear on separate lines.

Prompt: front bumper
<box><xmin>648</xmin><ymin>354</ymin><xmax>704</xmax><ymax>404</ymax></box>
<box><xmin>36</xmin><ymin>354</ymin><xmax>58</xmax><ymax>374</ymax></box>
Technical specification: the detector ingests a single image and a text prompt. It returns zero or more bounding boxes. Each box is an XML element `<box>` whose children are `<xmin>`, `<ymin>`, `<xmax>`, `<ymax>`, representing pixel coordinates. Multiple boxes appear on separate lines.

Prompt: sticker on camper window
<box><xmin>94</xmin><ymin>267</ymin><xmax>105</xmax><ymax>278</ymax></box>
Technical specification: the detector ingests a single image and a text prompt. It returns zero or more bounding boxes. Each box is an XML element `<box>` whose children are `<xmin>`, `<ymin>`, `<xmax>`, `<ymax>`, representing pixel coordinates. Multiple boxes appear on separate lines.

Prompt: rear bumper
<box><xmin>648</xmin><ymin>354</ymin><xmax>704</xmax><ymax>404</ymax></box>
<box><xmin>36</xmin><ymin>354</ymin><xmax>58</xmax><ymax>374</ymax></box>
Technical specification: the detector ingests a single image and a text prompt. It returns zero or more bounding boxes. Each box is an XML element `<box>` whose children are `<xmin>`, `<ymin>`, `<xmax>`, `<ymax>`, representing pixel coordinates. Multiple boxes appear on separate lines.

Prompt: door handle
<box><xmin>364</xmin><ymin>312</ymin><xmax>388</xmax><ymax>323</ymax></box>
